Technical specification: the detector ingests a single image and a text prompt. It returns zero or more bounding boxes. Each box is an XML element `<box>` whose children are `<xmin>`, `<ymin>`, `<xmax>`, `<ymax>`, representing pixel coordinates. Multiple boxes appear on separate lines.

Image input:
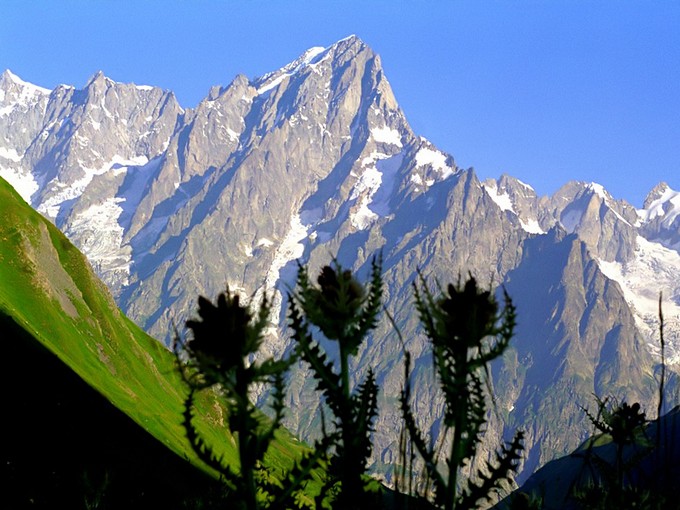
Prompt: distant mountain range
<box><xmin>1</xmin><ymin>35</ymin><xmax>678</xmax><ymax>483</ymax></box>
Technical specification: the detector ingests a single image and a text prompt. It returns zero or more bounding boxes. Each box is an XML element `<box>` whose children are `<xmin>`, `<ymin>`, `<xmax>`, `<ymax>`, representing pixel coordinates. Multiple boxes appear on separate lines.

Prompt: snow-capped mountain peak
<box><xmin>0</xmin><ymin>69</ymin><xmax>51</xmax><ymax>96</ymax></box>
<box><xmin>253</xmin><ymin>45</ymin><xmax>330</xmax><ymax>95</ymax></box>
<box><xmin>636</xmin><ymin>183</ymin><xmax>680</xmax><ymax>252</ymax></box>
<box><xmin>252</xmin><ymin>36</ymin><xmax>369</xmax><ymax>96</ymax></box>
<box><xmin>0</xmin><ymin>69</ymin><xmax>51</xmax><ymax>115</ymax></box>
<box><xmin>481</xmin><ymin>175</ymin><xmax>545</xmax><ymax>235</ymax></box>
<box><xmin>638</xmin><ymin>182</ymin><xmax>680</xmax><ymax>225</ymax></box>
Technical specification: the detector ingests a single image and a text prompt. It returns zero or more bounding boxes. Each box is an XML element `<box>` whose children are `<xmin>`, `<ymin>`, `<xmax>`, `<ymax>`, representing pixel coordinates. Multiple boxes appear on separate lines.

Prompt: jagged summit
<box><xmin>251</xmin><ymin>45</ymin><xmax>328</xmax><ymax>95</ymax></box>
<box><xmin>637</xmin><ymin>182</ymin><xmax>680</xmax><ymax>250</ymax></box>
<box><xmin>0</xmin><ymin>69</ymin><xmax>19</xmax><ymax>87</ymax></box>
<box><xmin>642</xmin><ymin>181</ymin><xmax>672</xmax><ymax>209</ymax></box>
<box><xmin>250</xmin><ymin>35</ymin><xmax>377</xmax><ymax>96</ymax></box>
<box><xmin>83</xmin><ymin>70</ymin><xmax>168</xmax><ymax>97</ymax></box>
<box><xmin>85</xmin><ymin>69</ymin><xmax>109</xmax><ymax>85</ymax></box>
<box><xmin>0</xmin><ymin>69</ymin><xmax>52</xmax><ymax>118</ymax></box>
<box><xmin>202</xmin><ymin>36</ymin><xmax>372</xmax><ymax>104</ymax></box>
<box><xmin>0</xmin><ymin>69</ymin><xmax>51</xmax><ymax>94</ymax></box>
<box><xmin>335</xmin><ymin>33</ymin><xmax>363</xmax><ymax>45</ymax></box>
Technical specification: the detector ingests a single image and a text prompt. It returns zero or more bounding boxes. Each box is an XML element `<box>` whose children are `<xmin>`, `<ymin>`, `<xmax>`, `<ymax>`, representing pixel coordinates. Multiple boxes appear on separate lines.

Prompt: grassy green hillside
<box><xmin>0</xmin><ymin>177</ymin><xmax>306</xmax><ymax>506</ymax></box>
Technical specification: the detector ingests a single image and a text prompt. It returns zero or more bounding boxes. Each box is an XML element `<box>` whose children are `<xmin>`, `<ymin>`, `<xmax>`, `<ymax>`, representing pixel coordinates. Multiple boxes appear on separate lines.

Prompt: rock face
<box><xmin>1</xmin><ymin>36</ymin><xmax>678</xmax><ymax>483</ymax></box>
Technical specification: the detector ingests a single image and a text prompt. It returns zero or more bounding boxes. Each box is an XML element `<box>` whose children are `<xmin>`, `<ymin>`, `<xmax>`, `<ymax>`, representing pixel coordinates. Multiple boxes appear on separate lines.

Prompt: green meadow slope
<box><xmin>0</xmin><ymin>177</ymin><xmax>305</xmax><ymax>506</ymax></box>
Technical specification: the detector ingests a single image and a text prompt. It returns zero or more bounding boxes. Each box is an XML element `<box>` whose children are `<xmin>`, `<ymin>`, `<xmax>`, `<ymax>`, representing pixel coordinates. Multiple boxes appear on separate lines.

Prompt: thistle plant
<box><xmin>288</xmin><ymin>256</ymin><xmax>383</xmax><ymax>509</ymax></box>
<box><xmin>582</xmin><ymin>399</ymin><xmax>647</xmax><ymax>449</ymax></box>
<box><xmin>175</xmin><ymin>289</ymin><xmax>318</xmax><ymax>510</ymax></box>
<box><xmin>574</xmin><ymin>397</ymin><xmax>653</xmax><ymax>509</ymax></box>
<box><xmin>400</xmin><ymin>275</ymin><xmax>523</xmax><ymax>510</ymax></box>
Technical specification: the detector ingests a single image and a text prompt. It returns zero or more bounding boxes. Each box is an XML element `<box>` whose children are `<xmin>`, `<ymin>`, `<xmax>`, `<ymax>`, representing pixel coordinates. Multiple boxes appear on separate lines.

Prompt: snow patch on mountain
<box><xmin>414</xmin><ymin>147</ymin><xmax>453</xmax><ymax>179</ymax></box>
<box><xmin>520</xmin><ymin>219</ymin><xmax>545</xmax><ymax>235</ymax></box>
<box><xmin>256</xmin><ymin>74</ymin><xmax>289</xmax><ymax>95</ymax></box>
<box><xmin>256</xmin><ymin>46</ymin><xmax>327</xmax><ymax>95</ymax></box>
<box><xmin>226</xmin><ymin>127</ymin><xmax>239</xmax><ymax>142</ymax></box>
<box><xmin>350</xmin><ymin>152</ymin><xmax>403</xmax><ymax>229</ymax></box>
<box><xmin>65</xmin><ymin>197</ymin><xmax>132</xmax><ymax>286</ymax></box>
<box><xmin>598</xmin><ymin>236</ymin><xmax>680</xmax><ymax>363</ymax></box>
<box><xmin>59</xmin><ymin>157</ymin><xmax>163</xmax><ymax>289</ymax></box>
<box><xmin>372</xmin><ymin>154</ymin><xmax>403</xmax><ymax>212</ymax></box>
<box><xmin>38</xmin><ymin>155</ymin><xmax>149</xmax><ymax>219</ymax></box>
<box><xmin>371</xmin><ymin>126</ymin><xmax>402</xmax><ymax>147</ymax></box>
<box><xmin>587</xmin><ymin>182</ymin><xmax>608</xmax><ymax>200</ymax></box>
<box><xmin>0</xmin><ymin>165</ymin><xmax>38</xmax><ymax>204</ymax></box>
<box><xmin>516</xmin><ymin>179</ymin><xmax>534</xmax><ymax>191</ymax></box>
<box><xmin>265</xmin><ymin>213</ymin><xmax>309</xmax><ymax>291</ymax></box>
<box><xmin>351</xmin><ymin>179</ymin><xmax>379</xmax><ymax>229</ymax></box>
<box><xmin>258</xmin><ymin>212</ymin><xmax>312</xmax><ymax>349</ymax></box>
<box><xmin>0</xmin><ymin>146</ymin><xmax>23</xmax><ymax>162</ymax></box>
<box><xmin>483</xmin><ymin>182</ymin><xmax>545</xmax><ymax>234</ymax></box>
<box><xmin>483</xmin><ymin>183</ymin><xmax>515</xmax><ymax>213</ymax></box>
<box><xmin>117</xmin><ymin>156</ymin><xmax>163</xmax><ymax>230</ymax></box>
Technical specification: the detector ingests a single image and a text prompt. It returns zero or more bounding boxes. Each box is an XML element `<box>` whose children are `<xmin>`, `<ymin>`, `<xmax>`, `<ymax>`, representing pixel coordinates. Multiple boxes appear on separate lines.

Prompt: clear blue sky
<box><xmin>1</xmin><ymin>1</ymin><xmax>678</xmax><ymax>207</ymax></box>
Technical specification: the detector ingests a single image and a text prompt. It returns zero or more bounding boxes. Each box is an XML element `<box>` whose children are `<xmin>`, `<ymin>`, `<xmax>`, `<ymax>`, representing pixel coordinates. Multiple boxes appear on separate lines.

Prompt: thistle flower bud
<box><xmin>305</xmin><ymin>264</ymin><xmax>366</xmax><ymax>341</ymax></box>
<box><xmin>438</xmin><ymin>277</ymin><xmax>498</xmax><ymax>346</ymax></box>
<box><xmin>185</xmin><ymin>291</ymin><xmax>254</xmax><ymax>384</ymax></box>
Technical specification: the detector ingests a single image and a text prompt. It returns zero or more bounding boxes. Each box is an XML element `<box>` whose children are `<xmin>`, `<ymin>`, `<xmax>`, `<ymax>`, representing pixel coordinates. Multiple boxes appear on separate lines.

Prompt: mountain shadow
<box><xmin>1</xmin><ymin>311</ymin><xmax>219</xmax><ymax>509</ymax></box>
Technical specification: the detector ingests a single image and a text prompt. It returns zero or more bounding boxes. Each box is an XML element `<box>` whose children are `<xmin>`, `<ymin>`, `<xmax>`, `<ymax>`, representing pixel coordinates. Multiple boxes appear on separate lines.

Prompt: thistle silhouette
<box><xmin>400</xmin><ymin>275</ymin><xmax>523</xmax><ymax>510</ymax></box>
<box><xmin>288</xmin><ymin>256</ymin><xmax>383</xmax><ymax>509</ymax></box>
<box><xmin>175</xmin><ymin>289</ymin><xmax>320</xmax><ymax>510</ymax></box>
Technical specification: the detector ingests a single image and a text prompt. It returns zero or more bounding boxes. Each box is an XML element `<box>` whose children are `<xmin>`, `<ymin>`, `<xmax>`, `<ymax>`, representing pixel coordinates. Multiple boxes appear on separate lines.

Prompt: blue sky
<box><xmin>1</xmin><ymin>1</ymin><xmax>678</xmax><ymax>206</ymax></box>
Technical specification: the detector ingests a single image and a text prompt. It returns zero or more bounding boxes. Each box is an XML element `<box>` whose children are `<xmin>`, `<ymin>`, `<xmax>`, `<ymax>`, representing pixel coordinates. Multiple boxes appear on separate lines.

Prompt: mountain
<box><xmin>0</xmin><ymin>176</ymin><xmax>306</xmax><ymax>506</ymax></box>
<box><xmin>1</xmin><ymin>35</ymin><xmax>678</xmax><ymax>483</ymax></box>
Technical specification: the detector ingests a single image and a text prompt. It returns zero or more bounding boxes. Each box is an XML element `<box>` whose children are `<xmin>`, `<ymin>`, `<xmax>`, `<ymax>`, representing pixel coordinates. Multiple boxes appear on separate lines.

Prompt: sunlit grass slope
<box><xmin>0</xmin><ymin>177</ymin><xmax>305</xmax><ymax>494</ymax></box>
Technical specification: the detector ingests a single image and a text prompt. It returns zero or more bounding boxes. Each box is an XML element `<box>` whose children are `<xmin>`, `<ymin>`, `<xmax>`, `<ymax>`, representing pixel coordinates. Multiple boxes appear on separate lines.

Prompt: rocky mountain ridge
<box><xmin>2</xmin><ymin>35</ymin><xmax>678</xmax><ymax>482</ymax></box>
